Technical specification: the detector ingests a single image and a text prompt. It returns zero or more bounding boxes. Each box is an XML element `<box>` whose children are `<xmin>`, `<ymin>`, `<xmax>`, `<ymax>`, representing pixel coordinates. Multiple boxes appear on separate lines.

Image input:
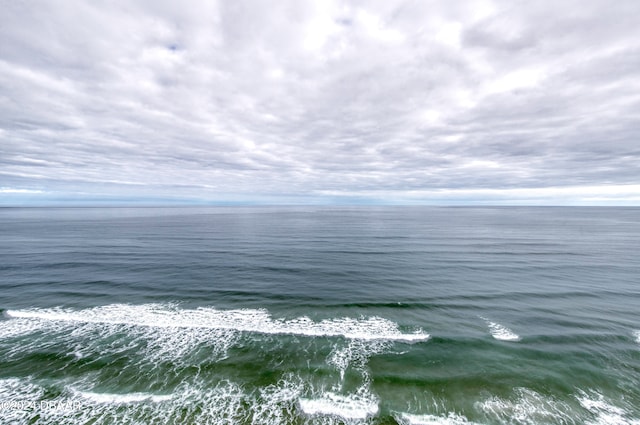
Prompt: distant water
<box><xmin>0</xmin><ymin>206</ymin><xmax>639</xmax><ymax>424</ymax></box>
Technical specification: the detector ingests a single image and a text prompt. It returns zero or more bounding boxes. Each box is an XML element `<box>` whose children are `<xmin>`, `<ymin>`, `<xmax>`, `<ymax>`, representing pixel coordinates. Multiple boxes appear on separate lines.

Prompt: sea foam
<box><xmin>299</xmin><ymin>391</ymin><xmax>378</xmax><ymax>420</ymax></box>
<box><xmin>73</xmin><ymin>390</ymin><xmax>173</xmax><ymax>404</ymax></box>
<box><xmin>481</xmin><ymin>317</ymin><xmax>520</xmax><ymax>341</ymax></box>
<box><xmin>395</xmin><ymin>412</ymin><xmax>477</xmax><ymax>425</ymax></box>
<box><xmin>477</xmin><ymin>387</ymin><xmax>574</xmax><ymax>423</ymax></box>
<box><xmin>0</xmin><ymin>376</ymin><xmax>304</xmax><ymax>425</ymax></box>
<box><xmin>578</xmin><ymin>391</ymin><xmax>640</xmax><ymax>425</ymax></box>
<box><xmin>5</xmin><ymin>303</ymin><xmax>429</xmax><ymax>342</ymax></box>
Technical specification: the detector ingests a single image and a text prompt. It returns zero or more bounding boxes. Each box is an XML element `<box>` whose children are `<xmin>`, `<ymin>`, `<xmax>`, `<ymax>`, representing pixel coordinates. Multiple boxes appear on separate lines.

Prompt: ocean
<box><xmin>0</xmin><ymin>206</ymin><xmax>638</xmax><ymax>424</ymax></box>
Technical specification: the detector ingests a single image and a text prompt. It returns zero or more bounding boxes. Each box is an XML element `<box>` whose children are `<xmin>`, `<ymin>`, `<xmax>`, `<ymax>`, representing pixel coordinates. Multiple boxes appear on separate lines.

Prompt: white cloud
<box><xmin>0</xmin><ymin>188</ymin><xmax>44</xmax><ymax>194</ymax></box>
<box><xmin>485</xmin><ymin>67</ymin><xmax>546</xmax><ymax>94</ymax></box>
<box><xmin>1</xmin><ymin>0</ymin><xmax>639</xmax><ymax>205</ymax></box>
<box><xmin>315</xmin><ymin>184</ymin><xmax>640</xmax><ymax>205</ymax></box>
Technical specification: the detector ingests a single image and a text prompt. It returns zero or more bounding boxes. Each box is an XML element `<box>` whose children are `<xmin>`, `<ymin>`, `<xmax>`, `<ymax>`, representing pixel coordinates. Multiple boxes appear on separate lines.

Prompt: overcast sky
<box><xmin>1</xmin><ymin>0</ymin><xmax>639</xmax><ymax>205</ymax></box>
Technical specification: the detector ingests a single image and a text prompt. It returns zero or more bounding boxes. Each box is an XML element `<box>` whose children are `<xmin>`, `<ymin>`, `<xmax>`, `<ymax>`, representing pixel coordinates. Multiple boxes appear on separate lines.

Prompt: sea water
<box><xmin>0</xmin><ymin>206</ymin><xmax>638</xmax><ymax>424</ymax></box>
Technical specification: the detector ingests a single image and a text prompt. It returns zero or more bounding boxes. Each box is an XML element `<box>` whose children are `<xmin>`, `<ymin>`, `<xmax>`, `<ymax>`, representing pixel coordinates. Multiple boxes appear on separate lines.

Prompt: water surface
<box><xmin>0</xmin><ymin>206</ymin><xmax>639</xmax><ymax>424</ymax></box>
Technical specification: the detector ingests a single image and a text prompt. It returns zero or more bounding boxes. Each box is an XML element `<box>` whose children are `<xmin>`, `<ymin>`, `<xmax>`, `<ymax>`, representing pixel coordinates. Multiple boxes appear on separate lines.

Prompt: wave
<box><xmin>477</xmin><ymin>387</ymin><xmax>640</xmax><ymax>425</ymax></box>
<box><xmin>395</xmin><ymin>412</ymin><xmax>478</xmax><ymax>425</ymax></box>
<box><xmin>299</xmin><ymin>391</ymin><xmax>378</xmax><ymax>420</ymax></box>
<box><xmin>0</xmin><ymin>375</ymin><xmax>387</xmax><ymax>424</ymax></box>
<box><xmin>0</xmin><ymin>314</ymin><xmax>48</xmax><ymax>339</ymax></box>
<box><xmin>481</xmin><ymin>317</ymin><xmax>520</xmax><ymax>341</ymax></box>
<box><xmin>2</xmin><ymin>376</ymin><xmax>639</xmax><ymax>424</ymax></box>
<box><xmin>634</xmin><ymin>330</ymin><xmax>640</xmax><ymax>345</ymax></box>
<box><xmin>477</xmin><ymin>387</ymin><xmax>574</xmax><ymax>423</ymax></box>
<box><xmin>0</xmin><ymin>376</ymin><xmax>302</xmax><ymax>425</ymax></box>
<box><xmin>72</xmin><ymin>390</ymin><xmax>173</xmax><ymax>404</ymax></box>
<box><xmin>578</xmin><ymin>391</ymin><xmax>640</xmax><ymax>425</ymax></box>
<box><xmin>4</xmin><ymin>303</ymin><xmax>429</xmax><ymax>342</ymax></box>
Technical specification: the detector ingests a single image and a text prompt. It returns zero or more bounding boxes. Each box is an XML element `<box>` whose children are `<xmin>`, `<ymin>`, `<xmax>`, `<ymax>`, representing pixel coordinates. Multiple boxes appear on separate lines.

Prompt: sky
<box><xmin>1</xmin><ymin>0</ymin><xmax>639</xmax><ymax>206</ymax></box>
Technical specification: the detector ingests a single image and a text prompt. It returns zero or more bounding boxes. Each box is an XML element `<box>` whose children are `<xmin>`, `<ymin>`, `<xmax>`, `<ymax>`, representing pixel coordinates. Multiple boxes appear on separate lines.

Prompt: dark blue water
<box><xmin>0</xmin><ymin>206</ymin><xmax>639</xmax><ymax>424</ymax></box>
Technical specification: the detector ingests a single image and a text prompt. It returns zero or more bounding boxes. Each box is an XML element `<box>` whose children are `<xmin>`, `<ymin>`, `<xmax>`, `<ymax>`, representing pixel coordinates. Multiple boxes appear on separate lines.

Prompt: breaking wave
<box><xmin>4</xmin><ymin>303</ymin><xmax>429</xmax><ymax>342</ymax></box>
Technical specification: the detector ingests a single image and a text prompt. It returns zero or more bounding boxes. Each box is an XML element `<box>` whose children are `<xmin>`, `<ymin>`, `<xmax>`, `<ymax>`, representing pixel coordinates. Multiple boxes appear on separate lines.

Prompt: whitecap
<box><xmin>0</xmin><ymin>378</ymin><xmax>46</xmax><ymax>423</ymax></box>
<box><xmin>480</xmin><ymin>317</ymin><xmax>520</xmax><ymax>341</ymax></box>
<box><xmin>327</xmin><ymin>339</ymin><xmax>389</xmax><ymax>383</ymax></box>
<box><xmin>5</xmin><ymin>303</ymin><xmax>429</xmax><ymax>342</ymax></box>
<box><xmin>577</xmin><ymin>391</ymin><xmax>640</xmax><ymax>425</ymax></box>
<box><xmin>395</xmin><ymin>411</ymin><xmax>477</xmax><ymax>425</ymax></box>
<box><xmin>0</xmin><ymin>377</ymin><xmax>297</xmax><ymax>424</ymax></box>
<box><xmin>477</xmin><ymin>387</ymin><xmax>574</xmax><ymax>423</ymax></box>
<box><xmin>0</xmin><ymin>316</ymin><xmax>47</xmax><ymax>339</ymax></box>
<box><xmin>299</xmin><ymin>391</ymin><xmax>378</xmax><ymax>420</ymax></box>
<box><xmin>73</xmin><ymin>390</ymin><xmax>172</xmax><ymax>404</ymax></box>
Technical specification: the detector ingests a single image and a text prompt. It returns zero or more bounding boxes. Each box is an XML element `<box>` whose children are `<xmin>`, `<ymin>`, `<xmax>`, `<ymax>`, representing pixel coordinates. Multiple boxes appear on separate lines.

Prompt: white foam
<box><xmin>251</xmin><ymin>375</ymin><xmax>304</xmax><ymax>424</ymax></box>
<box><xmin>0</xmin><ymin>312</ymin><xmax>239</xmax><ymax>366</ymax></box>
<box><xmin>395</xmin><ymin>412</ymin><xmax>477</xmax><ymax>425</ymax></box>
<box><xmin>74</xmin><ymin>390</ymin><xmax>173</xmax><ymax>404</ymax></box>
<box><xmin>481</xmin><ymin>317</ymin><xmax>520</xmax><ymax>341</ymax></box>
<box><xmin>0</xmin><ymin>316</ymin><xmax>47</xmax><ymax>339</ymax></box>
<box><xmin>633</xmin><ymin>330</ymin><xmax>640</xmax><ymax>345</ymax></box>
<box><xmin>477</xmin><ymin>387</ymin><xmax>574</xmax><ymax>423</ymax></box>
<box><xmin>0</xmin><ymin>377</ymin><xmax>44</xmax><ymax>402</ymax></box>
<box><xmin>0</xmin><ymin>376</ymin><xmax>304</xmax><ymax>424</ymax></box>
<box><xmin>299</xmin><ymin>392</ymin><xmax>378</xmax><ymax>420</ymax></box>
<box><xmin>5</xmin><ymin>303</ymin><xmax>429</xmax><ymax>342</ymax></box>
<box><xmin>328</xmin><ymin>339</ymin><xmax>389</xmax><ymax>383</ymax></box>
<box><xmin>0</xmin><ymin>378</ymin><xmax>46</xmax><ymax>423</ymax></box>
<box><xmin>578</xmin><ymin>391</ymin><xmax>640</xmax><ymax>425</ymax></box>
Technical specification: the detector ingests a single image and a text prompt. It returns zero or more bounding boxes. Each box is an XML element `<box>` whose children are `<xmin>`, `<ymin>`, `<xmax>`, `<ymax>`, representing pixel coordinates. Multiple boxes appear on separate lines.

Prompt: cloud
<box><xmin>1</xmin><ymin>0</ymin><xmax>639</xmax><ymax>205</ymax></box>
<box><xmin>0</xmin><ymin>188</ymin><xmax>44</xmax><ymax>194</ymax></box>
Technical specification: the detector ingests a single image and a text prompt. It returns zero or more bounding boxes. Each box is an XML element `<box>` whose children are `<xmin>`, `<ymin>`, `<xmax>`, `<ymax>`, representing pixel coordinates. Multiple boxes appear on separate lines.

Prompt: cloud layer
<box><xmin>1</xmin><ymin>0</ymin><xmax>639</xmax><ymax>204</ymax></box>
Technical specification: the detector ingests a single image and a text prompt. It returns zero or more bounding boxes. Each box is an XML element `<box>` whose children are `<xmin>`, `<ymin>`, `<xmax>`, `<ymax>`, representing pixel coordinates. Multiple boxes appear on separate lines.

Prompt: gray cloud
<box><xmin>1</xmin><ymin>0</ymin><xmax>639</xmax><ymax>204</ymax></box>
